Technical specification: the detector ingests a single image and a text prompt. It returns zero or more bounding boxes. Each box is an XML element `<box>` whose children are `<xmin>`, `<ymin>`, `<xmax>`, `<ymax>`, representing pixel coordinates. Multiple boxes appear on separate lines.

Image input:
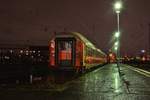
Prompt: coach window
<box><xmin>93</xmin><ymin>49</ymin><xmax>95</xmax><ymax>57</ymax></box>
<box><xmin>89</xmin><ymin>48</ymin><xmax>91</xmax><ymax>56</ymax></box>
<box><xmin>86</xmin><ymin>47</ymin><xmax>89</xmax><ymax>56</ymax></box>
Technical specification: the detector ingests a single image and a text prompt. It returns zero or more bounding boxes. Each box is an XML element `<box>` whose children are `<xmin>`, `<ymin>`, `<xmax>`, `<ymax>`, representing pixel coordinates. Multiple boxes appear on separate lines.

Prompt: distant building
<box><xmin>0</xmin><ymin>44</ymin><xmax>49</xmax><ymax>64</ymax></box>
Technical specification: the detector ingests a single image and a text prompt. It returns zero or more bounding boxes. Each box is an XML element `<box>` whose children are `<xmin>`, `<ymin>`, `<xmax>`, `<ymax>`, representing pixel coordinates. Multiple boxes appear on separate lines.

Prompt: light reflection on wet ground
<box><xmin>46</xmin><ymin>70</ymin><xmax>76</xmax><ymax>84</ymax></box>
<box><xmin>0</xmin><ymin>64</ymin><xmax>150</xmax><ymax>100</ymax></box>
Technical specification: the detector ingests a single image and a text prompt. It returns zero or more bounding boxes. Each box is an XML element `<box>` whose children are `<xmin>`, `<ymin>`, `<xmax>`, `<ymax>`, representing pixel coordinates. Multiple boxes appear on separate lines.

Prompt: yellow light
<box><xmin>20</xmin><ymin>50</ymin><xmax>23</xmax><ymax>53</ymax></box>
<box><xmin>142</xmin><ymin>57</ymin><xmax>146</xmax><ymax>61</ymax></box>
<box><xmin>109</xmin><ymin>53</ymin><xmax>113</xmax><ymax>57</ymax></box>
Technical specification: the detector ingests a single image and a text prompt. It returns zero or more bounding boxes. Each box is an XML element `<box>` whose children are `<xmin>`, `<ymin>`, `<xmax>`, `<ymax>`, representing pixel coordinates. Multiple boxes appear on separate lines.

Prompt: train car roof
<box><xmin>72</xmin><ymin>32</ymin><xmax>106</xmax><ymax>56</ymax></box>
<box><xmin>51</xmin><ymin>32</ymin><xmax>106</xmax><ymax>55</ymax></box>
<box><xmin>72</xmin><ymin>32</ymin><xmax>95</xmax><ymax>48</ymax></box>
<box><xmin>53</xmin><ymin>32</ymin><xmax>96</xmax><ymax>48</ymax></box>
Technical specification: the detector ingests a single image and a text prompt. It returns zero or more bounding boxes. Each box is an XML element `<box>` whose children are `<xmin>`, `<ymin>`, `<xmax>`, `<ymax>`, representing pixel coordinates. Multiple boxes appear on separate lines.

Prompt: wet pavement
<box><xmin>0</xmin><ymin>64</ymin><xmax>150</xmax><ymax>100</ymax></box>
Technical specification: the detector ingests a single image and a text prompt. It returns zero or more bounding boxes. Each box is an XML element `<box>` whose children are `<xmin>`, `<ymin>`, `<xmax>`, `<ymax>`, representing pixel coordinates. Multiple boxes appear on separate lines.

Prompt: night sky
<box><xmin>0</xmin><ymin>0</ymin><xmax>150</xmax><ymax>56</ymax></box>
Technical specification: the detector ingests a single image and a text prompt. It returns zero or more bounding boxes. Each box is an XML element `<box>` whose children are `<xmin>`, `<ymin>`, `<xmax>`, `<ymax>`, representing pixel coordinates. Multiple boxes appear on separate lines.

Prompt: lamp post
<box><xmin>114</xmin><ymin>1</ymin><xmax>122</xmax><ymax>69</ymax></box>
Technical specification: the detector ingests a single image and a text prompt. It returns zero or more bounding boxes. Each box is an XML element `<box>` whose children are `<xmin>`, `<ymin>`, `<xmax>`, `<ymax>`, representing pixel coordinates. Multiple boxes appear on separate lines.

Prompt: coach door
<box><xmin>55</xmin><ymin>38</ymin><xmax>75</xmax><ymax>67</ymax></box>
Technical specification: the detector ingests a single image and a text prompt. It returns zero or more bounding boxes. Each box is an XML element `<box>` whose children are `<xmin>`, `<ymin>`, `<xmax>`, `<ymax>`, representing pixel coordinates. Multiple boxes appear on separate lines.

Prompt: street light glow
<box><xmin>114</xmin><ymin>1</ymin><xmax>122</xmax><ymax>12</ymax></box>
<box><xmin>141</xmin><ymin>50</ymin><xmax>146</xmax><ymax>53</ymax></box>
<box><xmin>114</xmin><ymin>46</ymin><xmax>118</xmax><ymax>51</ymax></box>
<box><xmin>115</xmin><ymin>32</ymin><xmax>120</xmax><ymax>38</ymax></box>
<box><xmin>115</xmin><ymin>41</ymin><xmax>119</xmax><ymax>46</ymax></box>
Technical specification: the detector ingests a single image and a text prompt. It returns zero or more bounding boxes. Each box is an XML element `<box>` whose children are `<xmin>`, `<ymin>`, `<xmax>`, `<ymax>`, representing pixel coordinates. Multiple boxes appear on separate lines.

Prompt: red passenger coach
<box><xmin>49</xmin><ymin>32</ymin><xmax>107</xmax><ymax>72</ymax></box>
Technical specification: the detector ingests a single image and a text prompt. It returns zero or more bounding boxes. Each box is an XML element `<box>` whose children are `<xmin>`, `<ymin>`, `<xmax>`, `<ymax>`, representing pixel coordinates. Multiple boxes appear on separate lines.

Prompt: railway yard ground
<box><xmin>0</xmin><ymin>64</ymin><xmax>150</xmax><ymax>100</ymax></box>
